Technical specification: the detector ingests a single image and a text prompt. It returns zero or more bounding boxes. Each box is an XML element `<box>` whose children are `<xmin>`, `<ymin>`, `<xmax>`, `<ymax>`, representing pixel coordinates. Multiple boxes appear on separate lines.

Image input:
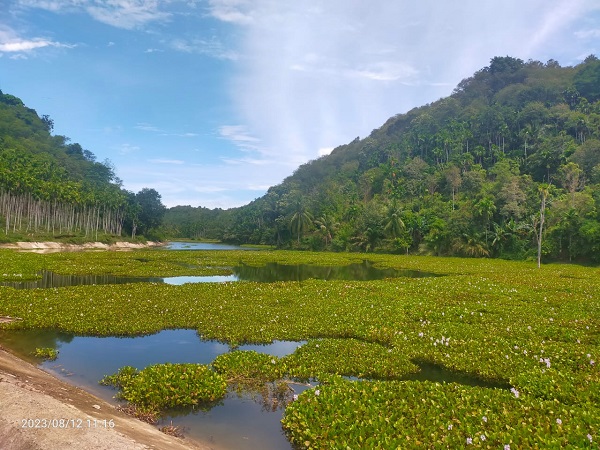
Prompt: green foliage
<box><xmin>180</xmin><ymin>57</ymin><xmax>600</xmax><ymax>263</ymax></box>
<box><xmin>213</xmin><ymin>350</ymin><xmax>284</xmax><ymax>382</ymax></box>
<box><xmin>33</xmin><ymin>347</ymin><xmax>58</xmax><ymax>360</ymax></box>
<box><xmin>100</xmin><ymin>363</ymin><xmax>227</xmax><ymax>415</ymax></box>
<box><xmin>1</xmin><ymin>249</ymin><xmax>599</xmax><ymax>447</ymax></box>
<box><xmin>0</xmin><ymin>90</ymin><xmax>163</xmax><ymax>241</ymax></box>
<box><xmin>282</xmin><ymin>378</ymin><xmax>598</xmax><ymax>449</ymax></box>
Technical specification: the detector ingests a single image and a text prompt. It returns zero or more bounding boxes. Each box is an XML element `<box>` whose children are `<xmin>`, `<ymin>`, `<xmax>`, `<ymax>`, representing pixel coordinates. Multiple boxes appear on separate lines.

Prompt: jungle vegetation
<box><xmin>165</xmin><ymin>56</ymin><xmax>600</xmax><ymax>262</ymax></box>
<box><xmin>0</xmin><ymin>91</ymin><xmax>166</xmax><ymax>241</ymax></box>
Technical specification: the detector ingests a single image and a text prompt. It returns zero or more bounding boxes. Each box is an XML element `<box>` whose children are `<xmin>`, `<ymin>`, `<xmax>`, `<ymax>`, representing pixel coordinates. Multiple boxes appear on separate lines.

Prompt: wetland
<box><xmin>0</xmin><ymin>245</ymin><xmax>598</xmax><ymax>449</ymax></box>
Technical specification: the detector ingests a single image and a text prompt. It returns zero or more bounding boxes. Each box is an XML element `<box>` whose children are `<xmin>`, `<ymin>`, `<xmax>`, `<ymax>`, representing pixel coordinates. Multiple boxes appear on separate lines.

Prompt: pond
<box><xmin>0</xmin><ymin>328</ymin><xmax>305</xmax><ymax>450</ymax></box>
<box><xmin>1</xmin><ymin>260</ymin><xmax>441</xmax><ymax>289</ymax></box>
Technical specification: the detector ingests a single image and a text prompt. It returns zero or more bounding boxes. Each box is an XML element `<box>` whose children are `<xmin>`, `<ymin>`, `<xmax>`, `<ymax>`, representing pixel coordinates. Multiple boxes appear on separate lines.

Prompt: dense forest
<box><xmin>3</xmin><ymin>55</ymin><xmax>600</xmax><ymax>262</ymax></box>
<box><xmin>165</xmin><ymin>56</ymin><xmax>600</xmax><ymax>262</ymax></box>
<box><xmin>0</xmin><ymin>90</ymin><xmax>166</xmax><ymax>242</ymax></box>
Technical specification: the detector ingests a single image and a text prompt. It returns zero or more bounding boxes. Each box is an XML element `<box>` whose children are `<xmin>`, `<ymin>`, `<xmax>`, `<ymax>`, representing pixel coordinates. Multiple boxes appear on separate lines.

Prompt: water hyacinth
<box><xmin>0</xmin><ymin>250</ymin><xmax>599</xmax><ymax>448</ymax></box>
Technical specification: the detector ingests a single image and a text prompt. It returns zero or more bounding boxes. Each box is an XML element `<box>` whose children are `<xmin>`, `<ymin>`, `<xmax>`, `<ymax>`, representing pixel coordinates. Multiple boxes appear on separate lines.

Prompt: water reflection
<box><xmin>1</xmin><ymin>261</ymin><xmax>440</xmax><ymax>289</ymax></box>
<box><xmin>165</xmin><ymin>242</ymin><xmax>257</xmax><ymax>250</ymax></box>
<box><xmin>233</xmin><ymin>260</ymin><xmax>438</xmax><ymax>282</ymax></box>
<box><xmin>0</xmin><ymin>329</ymin><xmax>303</xmax><ymax>449</ymax></box>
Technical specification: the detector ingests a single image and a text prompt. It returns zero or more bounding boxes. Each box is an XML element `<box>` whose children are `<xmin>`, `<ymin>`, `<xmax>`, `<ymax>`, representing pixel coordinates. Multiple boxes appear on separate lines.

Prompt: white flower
<box><xmin>448</xmin><ymin>424</ymin><xmax>453</xmax><ymax>430</ymax></box>
<box><xmin>504</xmin><ymin>445</ymin><xmax>511</xmax><ymax>450</ymax></box>
<box><xmin>511</xmin><ymin>388</ymin><xmax>519</xmax><ymax>398</ymax></box>
<box><xmin>587</xmin><ymin>434</ymin><xmax>593</xmax><ymax>442</ymax></box>
<box><xmin>466</xmin><ymin>437</ymin><xmax>472</xmax><ymax>445</ymax></box>
<box><xmin>556</xmin><ymin>418</ymin><xmax>562</xmax><ymax>425</ymax></box>
<box><xmin>481</xmin><ymin>434</ymin><xmax>486</xmax><ymax>441</ymax></box>
<box><xmin>482</xmin><ymin>416</ymin><xmax>487</xmax><ymax>422</ymax></box>
<box><xmin>293</xmin><ymin>394</ymin><xmax>298</xmax><ymax>401</ymax></box>
<box><xmin>314</xmin><ymin>389</ymin><xmax>320</xmax><ymax>396</ymax></box>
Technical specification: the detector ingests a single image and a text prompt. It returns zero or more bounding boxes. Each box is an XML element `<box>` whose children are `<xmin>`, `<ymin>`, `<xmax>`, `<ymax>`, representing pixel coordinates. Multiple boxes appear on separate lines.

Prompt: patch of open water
<box><xmin>0</xmin><ymin>328</ymin><xmax>510</xmax><ymax>449</ymax></box>
<box><xmin>1</xmin><ymin>260</ymin><xmax>441</xmax><ymax>289</ymax></box>
<box><xmin>0</xmin><ymin>328</ymin><xmax>303</xmax><ymax>449</ymax></box>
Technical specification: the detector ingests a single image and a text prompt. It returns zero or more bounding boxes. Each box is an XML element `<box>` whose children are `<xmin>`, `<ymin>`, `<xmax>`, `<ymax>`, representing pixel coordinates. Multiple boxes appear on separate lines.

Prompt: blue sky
<box><xmin>1</xmin><ymin>0</ymin><xmax>599</xmax><ymax>209</ymax></box>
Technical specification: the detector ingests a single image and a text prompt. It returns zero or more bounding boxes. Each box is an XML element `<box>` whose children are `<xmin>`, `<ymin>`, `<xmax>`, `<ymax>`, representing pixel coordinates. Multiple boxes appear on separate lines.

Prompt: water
<box><xmin>164</xmin><ymin>242</ymin><xmax>258</xmax><ymax>250</ymax></box>
<box><xmin>0</xmin><ymin>328</ymin><xmax>508</xmax><ymax>449</ymax></box>
<box><xmin>0</xmin><ymin>328</ymin><xmax>303</xmax><ymax>449</ymax></box>
<box><xmin>1</xmin><ymin>261</ymin><xmax>439</xmax><ymax>289</ymax></box>
<box><xmin>233</xmin><ymin>260</ymin><xmax>439</xmax><ymax>282</ymax></box>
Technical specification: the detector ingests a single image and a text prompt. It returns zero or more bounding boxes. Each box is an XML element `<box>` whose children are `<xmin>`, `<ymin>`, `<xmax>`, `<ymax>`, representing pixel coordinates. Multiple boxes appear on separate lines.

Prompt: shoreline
<box><xmin>0</xmin><ymin>241</ymin><xmax>164</xmax><ymax>252</ymax></box>
<box><xmin>0</xmin><ymin>345</ymin><xmax>216</xmax><ymax>450</ymax></box>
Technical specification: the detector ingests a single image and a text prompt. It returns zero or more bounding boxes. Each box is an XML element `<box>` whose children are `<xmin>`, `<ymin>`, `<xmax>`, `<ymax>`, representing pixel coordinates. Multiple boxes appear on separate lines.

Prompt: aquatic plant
<box><xmin>1</xmin><ymin>250</ymin><xmax>599</xmax><ymax>448</ymax></box>
<box><xmin>100</xmin><ymin>363</ymin><xmax>227</xmax><ymax>416</ymax></box>
<box><xmin>33</xmin><ymin>347</ymin><xmax>58</xmax><ymax>360</ymax></box>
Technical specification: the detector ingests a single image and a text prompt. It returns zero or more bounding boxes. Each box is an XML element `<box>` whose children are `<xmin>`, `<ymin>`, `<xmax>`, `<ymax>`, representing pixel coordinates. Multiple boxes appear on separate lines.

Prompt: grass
<box><xmin>0</xmin><ymin>249</ymin><xmax>598</xmax><ymax>448</ymax></box>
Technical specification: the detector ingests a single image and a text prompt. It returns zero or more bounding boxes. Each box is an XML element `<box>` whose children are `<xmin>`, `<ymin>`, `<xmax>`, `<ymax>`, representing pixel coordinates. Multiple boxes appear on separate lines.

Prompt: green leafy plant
<box><xmin>100</xmin><ymin>363</ymin><xmax>227</xmax><ymax>416</ymax></box>
<box><xmin>33</xmin><ymin>347</ymin><xmax>58</xmax><ymax>360</ymax></box>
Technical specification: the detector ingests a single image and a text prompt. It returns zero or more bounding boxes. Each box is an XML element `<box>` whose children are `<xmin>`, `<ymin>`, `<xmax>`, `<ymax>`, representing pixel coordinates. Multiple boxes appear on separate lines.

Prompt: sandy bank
<box><xmin>0</xmin><ymin>346</ymin><xmax>215</xmax><ymax>450</ymax></box>
<box><xmin>0</xmin><ymin>242</ymin><xmax>163</xmax><ymax>252</ymax></box>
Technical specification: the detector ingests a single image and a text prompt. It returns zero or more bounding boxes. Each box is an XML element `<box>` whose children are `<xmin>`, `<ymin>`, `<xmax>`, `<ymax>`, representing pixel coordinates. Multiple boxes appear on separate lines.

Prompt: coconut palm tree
<box><xmin>289</xmin><ymin>202</ymin><xmax>314</xmax><ymax>244</ymax></box>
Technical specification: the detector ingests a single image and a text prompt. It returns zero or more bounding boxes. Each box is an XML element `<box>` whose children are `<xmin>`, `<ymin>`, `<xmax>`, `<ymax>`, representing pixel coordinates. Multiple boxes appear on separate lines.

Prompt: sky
<box><xmin>1</xmin><ymin>1</ymin><xmax>600</xmax><ymax>209</ymax></box>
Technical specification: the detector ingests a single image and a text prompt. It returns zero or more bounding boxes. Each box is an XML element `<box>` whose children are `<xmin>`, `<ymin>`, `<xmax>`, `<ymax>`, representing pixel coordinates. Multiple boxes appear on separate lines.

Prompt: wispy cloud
<box><xmin>0</xmin><ymin>39</ymin><xmax>72</xmax><ymax>52</ymax></box>
<box><xmin>148</xmin><ymin>158</ymin><xmax>185</xmax><ymax>165</ymax></box>
<box><xmin>135</xmin><ymin>122</ymin><xmax>198</xmax><ymax>137</ymax></box>
<box><xmin>207</xmin><ymin>0</ymin><xmax>255</xmax><ymax>25</ymax></box>
<box><xmin>117</xmin><ymin>143</ymin><xmax>140</xmax><ymax>155</ymax></box>
<box><xmin>218</xmin><ymin>125</ymin><xmax>262</xmax><ymax>153</ymax></box>
<box><xmin>169</xmin><ymin>36</ymin><xmax>238</xmax><ymax>60</ymax></box>
<box><xmin>207</xmin><ymin>0</ymin><xmax>599</xmax><ymax>177</ymax></box>
<box><xmin>0</xmin><ymin>24</ymin><xmax>74</xmax><ymax>54</ymax></box>
<box><xmin>17</xmin><ymin>0</ymin><xmax>172</xmax><ymax>29</ymax></box>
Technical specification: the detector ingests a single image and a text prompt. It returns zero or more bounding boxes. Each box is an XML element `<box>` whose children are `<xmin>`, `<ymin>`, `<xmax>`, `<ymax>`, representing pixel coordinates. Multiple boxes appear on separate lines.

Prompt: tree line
<box><xmin>165</xmin><ymin>56</ymin><xmax>600</xmax><ymax>263</ymax></box>
<box><xmin>0</xmin><ymin>91</ymin><xmax>166</xmax><ymax>241</ymax></box>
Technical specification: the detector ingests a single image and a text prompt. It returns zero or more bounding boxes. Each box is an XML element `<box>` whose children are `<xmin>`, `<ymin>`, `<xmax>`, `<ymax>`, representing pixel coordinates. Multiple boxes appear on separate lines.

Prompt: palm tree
<box><xmin>289</xmin><ymin>202</ymin><xmax>314</xmax><ymax>244</ymax></box>
<box><xmin>315</xmin><ymin>214</ymin><xmax>339</xmax><ymax>247</ymax></box>
<box><xmin>383</xmin><ymin>202</ymin><xmax>405</xmax><ymax>239</ymax></box>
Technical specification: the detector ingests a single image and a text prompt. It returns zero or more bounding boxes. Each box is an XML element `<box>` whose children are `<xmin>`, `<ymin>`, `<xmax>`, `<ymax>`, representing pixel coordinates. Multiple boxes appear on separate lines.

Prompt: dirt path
<box><xmin>0</xmin><ymin>346</ymin><xmax>217</xmax><ymax>450</ymax></box>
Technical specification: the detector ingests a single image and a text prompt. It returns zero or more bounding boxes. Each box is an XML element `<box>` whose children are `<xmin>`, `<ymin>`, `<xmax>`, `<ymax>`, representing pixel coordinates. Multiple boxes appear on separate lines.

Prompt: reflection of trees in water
<box><xmin>232</xmin><ymin>261</ymin><xmax>436</xmax><ymax>282</ymax></box>
<box><xmin>0</xmin><ymin>329</ymin><xmax>74</xmax><ymax>359</ymax></box>
<box><xmin>1</xmin><ymin>271</ymin><xmax>164</xmax><ymax>289</ymax></box>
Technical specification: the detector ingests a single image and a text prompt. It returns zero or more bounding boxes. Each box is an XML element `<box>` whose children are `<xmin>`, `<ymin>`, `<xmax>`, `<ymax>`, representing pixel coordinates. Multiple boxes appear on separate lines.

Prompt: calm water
<box><xmin>164</xmin><ymin>242</ymin><xmax>258</xmax><ymax>250</ymax></box>
<box><xmin>0</xmin><ymin>328</ymin><xmax>304</xmax><ymax>450</ymax></box>
<box><xmin>1</xmin><ymin>260</ymin><xmax>440</xmax><ymax>289</ymax></box>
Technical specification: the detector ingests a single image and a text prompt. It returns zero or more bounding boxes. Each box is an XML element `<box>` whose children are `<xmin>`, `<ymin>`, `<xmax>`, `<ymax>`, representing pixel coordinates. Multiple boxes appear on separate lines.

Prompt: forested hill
<box><xmin>167</xmin><ymin>55</ymin><xmax>600</xmax><ymax>262</ymax></box>
<box><xmin>0</xmin><ymin>90</ymin><xmax>166</xmax><ymax>241</ymax></box>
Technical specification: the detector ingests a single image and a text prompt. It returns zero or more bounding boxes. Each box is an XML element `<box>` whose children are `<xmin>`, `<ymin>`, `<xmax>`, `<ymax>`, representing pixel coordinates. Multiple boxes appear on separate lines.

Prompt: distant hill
<box><xmin>0</xmin><ymin>90</ymin><xmax>165</xmax><ymax>241</ymax></box>
<box><xmin>168</xmin><ymin>56</ymin><xmax>600</xmax><ymax>262</ymax></box>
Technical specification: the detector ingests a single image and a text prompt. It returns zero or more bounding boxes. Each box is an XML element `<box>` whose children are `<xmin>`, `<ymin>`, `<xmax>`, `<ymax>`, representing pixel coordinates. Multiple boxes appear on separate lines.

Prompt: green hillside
<box><xmin>0</xmin><ymin>90</ymin><xmax>165</xmax><ymax>242</ymax></box>
<box><xmin>169</xmin><ymin>55</ymin><xmax>600</xmax><ymax>262</ymax></box>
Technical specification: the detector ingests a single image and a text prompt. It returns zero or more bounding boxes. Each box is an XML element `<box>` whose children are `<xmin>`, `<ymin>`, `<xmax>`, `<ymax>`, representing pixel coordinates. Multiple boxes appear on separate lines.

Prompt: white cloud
<box><xmin>0</xmin><ymin>24</ymin><xmax>74</xmax><ymax>53</ymax></box>
<box><xmin>207</xmin><ymin>0</ymin><xmax>599</xmax><ymax>181</ymax></box>
<box><xmin>207</xmin><ymin>0</ymin><xmax>255</xmax><ymax>25</ymax></box>
<box><xmin>17</xmin><ymin>0</ymin><xmax>172</xmax><ymax>29</ymax></box>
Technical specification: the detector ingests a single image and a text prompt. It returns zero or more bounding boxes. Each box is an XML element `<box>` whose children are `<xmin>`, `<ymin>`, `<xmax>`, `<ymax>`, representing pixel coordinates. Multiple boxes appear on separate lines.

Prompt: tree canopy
<box><xmin>166</xmin><ymin>56</ymin><xmax>600</xmax><ymax>263</ymax></box>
